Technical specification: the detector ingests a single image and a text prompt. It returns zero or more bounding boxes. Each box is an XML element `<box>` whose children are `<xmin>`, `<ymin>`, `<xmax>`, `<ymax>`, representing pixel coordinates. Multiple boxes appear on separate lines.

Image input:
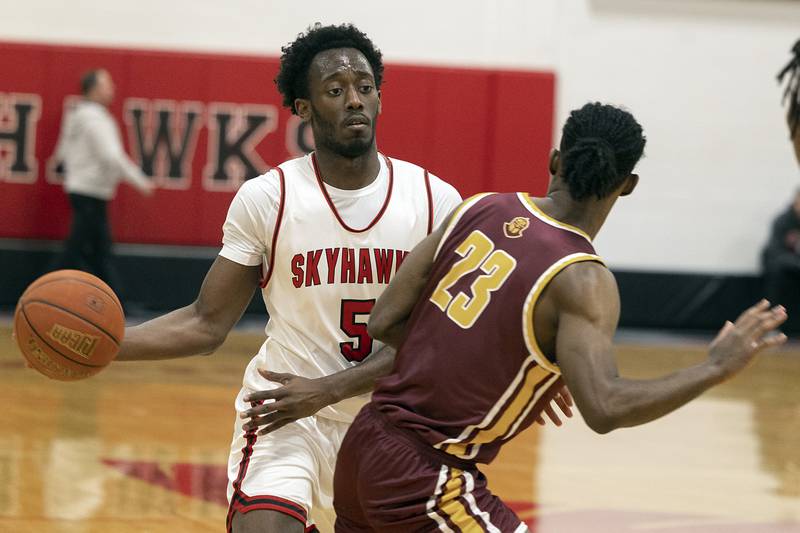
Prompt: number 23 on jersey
<box><xmin>430</xmin><ymin>230</ymin><xmax>517</xmax><ymax>329</ymax></box>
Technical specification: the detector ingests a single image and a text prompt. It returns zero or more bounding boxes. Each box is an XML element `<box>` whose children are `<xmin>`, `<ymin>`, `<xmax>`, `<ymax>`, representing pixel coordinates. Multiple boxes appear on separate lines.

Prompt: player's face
<box><xmin>300</xmin><ymin>48</ymin><xmax>381</xmax><ymax>159</ymax></box>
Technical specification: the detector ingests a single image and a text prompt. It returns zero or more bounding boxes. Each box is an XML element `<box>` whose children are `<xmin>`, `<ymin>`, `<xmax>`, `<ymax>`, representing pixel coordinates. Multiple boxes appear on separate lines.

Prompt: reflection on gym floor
<box><xmin>1</xmin><ymin>327</ymin><xmax>798</xmax><ymax>532</ymax></box>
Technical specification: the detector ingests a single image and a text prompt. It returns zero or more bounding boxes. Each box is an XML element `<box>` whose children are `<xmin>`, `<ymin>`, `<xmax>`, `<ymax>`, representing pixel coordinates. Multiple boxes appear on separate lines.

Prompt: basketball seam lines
<box><xmin>27</xmin><ymin>276</ymin><xmax>124</xmax><ymax>316</ymax></box>
<box><xmin>22</xmin><ymin>299</ymin><xmax>121</xmax><ymax>345</ymax></box>
<box><xmin>20</xmin><ymin>307</ymin><xmax>104</xmax><ymax>368</ymax></box>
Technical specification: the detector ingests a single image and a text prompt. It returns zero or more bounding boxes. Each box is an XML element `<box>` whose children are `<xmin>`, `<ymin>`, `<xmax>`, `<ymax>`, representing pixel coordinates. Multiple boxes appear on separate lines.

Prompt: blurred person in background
<box><xmin>762</xmin><ymin>188</ymin><xmax>800</xmax><ymax>333</ymax></box>
<box><xmin>763</xmin><ymin>40</ymin><xmax>800</xmax><ymax>332</ymax></box>
<box><xmin>52</xmin><ymin>68</ymin><xmax>153</xmax><ymax>299</ymax></box>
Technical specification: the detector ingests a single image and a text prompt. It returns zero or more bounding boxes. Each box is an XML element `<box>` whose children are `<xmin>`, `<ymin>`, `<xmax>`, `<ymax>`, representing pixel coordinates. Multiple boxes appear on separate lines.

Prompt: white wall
<box><xmin>2</xmin><ymin>0</ymin><xmax>799</xmax><ymax>273</ymax></box>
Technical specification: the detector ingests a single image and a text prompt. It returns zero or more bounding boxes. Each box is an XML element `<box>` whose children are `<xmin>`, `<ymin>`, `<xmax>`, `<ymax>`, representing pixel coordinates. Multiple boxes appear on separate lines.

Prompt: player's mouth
<box><xmin>344</xmin><ymin>115</ymin><xmax>370</xmax><ymax>130</ymax></box>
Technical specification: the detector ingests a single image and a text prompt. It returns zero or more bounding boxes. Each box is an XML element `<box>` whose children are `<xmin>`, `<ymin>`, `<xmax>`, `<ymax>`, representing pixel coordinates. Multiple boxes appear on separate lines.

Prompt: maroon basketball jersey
<box><xmin>372</xmin><ymin>192</ymin><xmax>604</xmax><ymax>464</ymax></box>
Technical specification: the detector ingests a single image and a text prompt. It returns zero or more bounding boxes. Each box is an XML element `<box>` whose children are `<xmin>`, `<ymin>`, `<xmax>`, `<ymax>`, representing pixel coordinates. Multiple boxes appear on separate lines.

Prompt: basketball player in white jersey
<box><xmin>114</xmin><ymin>23</ymin><xmax>569</xmax><ymax>533</ymax></box>
<box><xmin>112</xmin><ymin>23</ymin><xmax>460</xmax><ymax>533</ymax></box>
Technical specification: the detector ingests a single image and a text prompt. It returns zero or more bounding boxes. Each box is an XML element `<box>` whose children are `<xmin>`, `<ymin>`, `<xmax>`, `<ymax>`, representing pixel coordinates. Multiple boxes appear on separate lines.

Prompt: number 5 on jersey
<box><xmin>340</xmin><ymin>299</ymin><xmax>376</xmax><ymax>362</ymax></box>
<box><xmin>430</xmin><ymin>230</ymin><xmax>517</xmax><ymax>329</ymax></box>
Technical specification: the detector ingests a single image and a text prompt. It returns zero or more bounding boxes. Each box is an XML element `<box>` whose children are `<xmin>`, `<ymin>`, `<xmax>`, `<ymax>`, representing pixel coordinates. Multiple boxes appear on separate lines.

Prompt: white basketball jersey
<box><xmin>243</xmin><ymin>153</ymin><xmax>441</xmax><ymax>422</ymax></box>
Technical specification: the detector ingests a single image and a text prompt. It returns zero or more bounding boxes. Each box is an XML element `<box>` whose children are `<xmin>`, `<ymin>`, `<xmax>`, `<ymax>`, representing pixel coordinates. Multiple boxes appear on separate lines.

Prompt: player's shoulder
<box><xmin>383</xmin><ymin>155</ymin><xmax>460</xmax><ymax>197</ymax></box>
<box><xmin>549</xmin><ymin>258</ymin><xmax>617</xmax><ymax>315</ymax></box>
<box><xmin>235</xmin><ymin>168</ymin><xmax>283</xmax><ymax>201</ymax></box>
<box><xmin>384</xmin><ymin>155</ymin><xmax>435</xmax><ymax>181</ymax></box>
<box><xmin>276</xmin><ymin>154</ymin><xmax>312</xmax><ymax>175</ymax></box>
<box><xmin>383</xmin><ymin>155</ymin><xmax>423</xmax><ymax>174</ymax></box>
<box><xmin>428</xmin><ymin>172</ymin><xmax>460</xmax><ymax>200</ymax></box>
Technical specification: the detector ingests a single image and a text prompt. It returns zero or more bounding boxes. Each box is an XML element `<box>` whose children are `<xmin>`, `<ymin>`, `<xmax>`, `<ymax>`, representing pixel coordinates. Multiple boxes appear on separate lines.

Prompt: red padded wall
<box><xmin>0</xmin><ymin>41</ymin><xmax>555</xmax><ymax>246</ymax></box>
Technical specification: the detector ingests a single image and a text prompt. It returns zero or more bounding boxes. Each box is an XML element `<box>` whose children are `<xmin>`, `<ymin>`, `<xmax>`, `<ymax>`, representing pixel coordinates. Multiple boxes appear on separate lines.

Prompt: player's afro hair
<box><xmin>560</xmin><ymin>103</ymin><xmax>646</xmax><ymax>201</ymax></box>
<box><xmin>778</xmin><ymin>38</ymin><xmax>800</xmax><ymax>138</ymax></box>
<box><xmin>275</xmin><ymin>23</ymin><xmax>384</xmax><ymax>115</ymax></box>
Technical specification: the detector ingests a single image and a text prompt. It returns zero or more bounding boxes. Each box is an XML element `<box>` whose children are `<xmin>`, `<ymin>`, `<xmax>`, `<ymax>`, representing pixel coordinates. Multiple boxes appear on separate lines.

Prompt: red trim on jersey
<box><xmin>424</xmin><ymin>169</ymin><xmax>434</xmax><ymax>234</ymax></box>
<box><xmin>311</xmin><ymin>152</ymin><xmax>394</xmax><ymax>233</ymax></box>
<box><xmin>259</xmin><ymin>167</ymin><xmax>286</xmax><ymax>288</ymax></box>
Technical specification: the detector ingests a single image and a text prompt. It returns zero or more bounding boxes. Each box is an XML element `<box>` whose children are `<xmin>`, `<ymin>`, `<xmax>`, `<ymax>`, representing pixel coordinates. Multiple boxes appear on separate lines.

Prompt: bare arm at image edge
<box><xmin>368</xmin><ymin>219</ymin><xmax>450</xmax><ymax>348</ymax></box>
<box><xmin>551</xmin><ymin>261</ymin><xmax>787</xmax><ymax>434</ymax></box>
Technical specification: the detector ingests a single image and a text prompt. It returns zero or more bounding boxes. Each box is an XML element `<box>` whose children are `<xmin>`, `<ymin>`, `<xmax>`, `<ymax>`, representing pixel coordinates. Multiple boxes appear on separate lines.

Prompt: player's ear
<box><xmin>548</xmin><ymin>149</ymin><xmax>560</xmax><ymax>176</ymax></box>
<box><xmin>377</xmin><ymin>90</ymin><xmax>382</xmax><ymax>115</ymax></box>
<box><xmin>295</xmin><ymin>99</ymin><xmax>311</xmax><ymax>121</ymax></box>
<box><xmin>620</xmin><ymin>173</ymin><xmax>639</xmax><ymax>196</ymax></box>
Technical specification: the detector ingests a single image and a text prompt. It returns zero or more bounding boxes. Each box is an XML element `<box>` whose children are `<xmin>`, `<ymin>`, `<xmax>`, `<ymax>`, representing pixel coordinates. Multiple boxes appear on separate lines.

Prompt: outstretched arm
<box><xmin>117</xmin><ymin>256</ymin><xmax>261</xmax><ymax>361</ymax></box>
<box><xmin>551</xmin><ymin>262</ymin><xmax>787</xmax><ymax>434</ymax></box>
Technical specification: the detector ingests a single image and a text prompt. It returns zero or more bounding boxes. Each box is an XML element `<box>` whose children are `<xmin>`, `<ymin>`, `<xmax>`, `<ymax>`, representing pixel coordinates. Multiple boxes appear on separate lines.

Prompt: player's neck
<box><xmin>313</xmin><ymin>147</ymin><xmax>381</xmax><ymax>190</ymax></box>
<box><xmin>538</xmin><ymin>186</ymin><xmax>616</xmax><ymax>240</ymax></box>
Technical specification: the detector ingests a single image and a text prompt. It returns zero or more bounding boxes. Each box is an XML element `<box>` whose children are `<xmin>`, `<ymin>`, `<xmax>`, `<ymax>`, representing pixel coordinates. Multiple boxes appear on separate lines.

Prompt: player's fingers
<box><xmin>240</xmin><ymin>400</ymin><xmax>282</xmax><ymax>418</ymax></box>
<box><xmin>711</xmin><ymin>321</ymin><xmax>735</xmax><ymax>345</ymax></box>
<box><xmin>543</xmin><ymin>404</ymin><xmax>562</xmax><ymax>427</ymax></box>
<box><xmin>535</xmin><ymin>415</ymin><xmax>546</xmax><ymax>426</ymax></box>
<box><xmin>258</xmin><ymin>419</ymin><xmax>292</xmax><ymax>436</ymax></box>
<box><xmin>733</xmin><ymin>299</ymin><xmax>771</xmax><ymax>330</ymax></box>
<box><xmin>554</xmin><ymin>395</ymin><xmax>573</xmax><ymax>418</ymax></box>
<box><xmin>258</xmin><ymin>369</ymin><xmax>295</xmax><ymax>385</ymax></box>
<box><xmin>561</xmin><ymin>388</ymin><xmax>574</xmax><ymax>407</ymax></box>
<box><xmin>747</xmin><ymin>307</ymin><xmax>787</xmax><ymax>339</ymax></box>
<box><xmin>752</xmin><ymin>332</ymin><xmax>788</xmax><ymax>353</ymax></box>
<box><xmin>243</xmin><ymin>412</ymin><xmax>279</xmax><ymax>432</ymax></box>
<box><xmin>243</xmin><ymin>388</ymin><xmax>284</xmax><ymax>403</ymax></box>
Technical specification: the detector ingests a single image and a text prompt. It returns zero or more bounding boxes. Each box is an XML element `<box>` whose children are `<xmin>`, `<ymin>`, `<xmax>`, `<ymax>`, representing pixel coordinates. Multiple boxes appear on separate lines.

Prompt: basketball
<box><xmin>13</xmin><ymin>270</ymin><xmax>125</xmax><ymax>381</ymax></box>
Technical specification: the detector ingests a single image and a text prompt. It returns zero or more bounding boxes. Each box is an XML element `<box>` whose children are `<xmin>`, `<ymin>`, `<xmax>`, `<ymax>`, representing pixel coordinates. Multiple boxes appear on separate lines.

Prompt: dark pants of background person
<box><xmin>764</xmin><ymin>254</ymin><xmax>800</xmax><ymax>333</ymax></box>
<box><xmin>54</xmin><ymin>192</ymin><xmax>124</xmax><ymax>301</ymax></box>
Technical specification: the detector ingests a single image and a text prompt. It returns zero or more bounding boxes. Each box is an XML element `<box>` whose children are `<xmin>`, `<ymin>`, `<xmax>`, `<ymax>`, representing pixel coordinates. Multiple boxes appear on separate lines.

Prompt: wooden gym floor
<box><xmin>0</xmin><ymin>322</ymin><xmax>798</xmax><ymax>532</ymax></box>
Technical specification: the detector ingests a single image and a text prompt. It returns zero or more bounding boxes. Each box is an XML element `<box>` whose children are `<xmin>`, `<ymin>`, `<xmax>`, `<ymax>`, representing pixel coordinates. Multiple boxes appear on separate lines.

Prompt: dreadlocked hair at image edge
<box><xmin>777</xmin><ymin>38</ymin><xmax>800</xmax><ymax>138</ymax></box>
<box><xmin>275</xmin><ymin>23</ymin><xmax>384</xmax><ymax>115</ymax></box>
<box><xmin>560</xmin><ymin>102</ymin><xmax>646</xmax><ymax>201</ymax></box>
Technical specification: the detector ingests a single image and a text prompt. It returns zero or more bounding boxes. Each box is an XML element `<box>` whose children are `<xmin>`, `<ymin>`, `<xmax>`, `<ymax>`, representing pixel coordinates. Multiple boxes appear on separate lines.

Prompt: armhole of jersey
<box><xmin>433</xmin><ymin>192</ymin><xmax>495</xmax><ymax>261</ymax></box>
<box><xmin>424</xmin><ymin>169</ymin><xmax>434</xmax><ymax>235</ymax></box>
<box><xmin>259</xmin><ymin>168</ymin><xmax>286</xmax><ymax>289</ymax></box>
<box><xmin>522</xmin><ymin>252</ymin><xmax>606</xmax><ymax>374</ymax></box>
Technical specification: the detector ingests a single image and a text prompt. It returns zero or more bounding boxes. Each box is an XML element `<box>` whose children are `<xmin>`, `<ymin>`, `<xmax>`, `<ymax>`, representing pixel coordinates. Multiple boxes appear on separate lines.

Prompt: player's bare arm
<box><xmin>117</xmin><ymin>256</ymin><xmax>261</xmax><ymax>361</ymax></box>
<box><xmin>368</xmin><ymin>222</ymin><xmax>450</xmax><ymax>347</ymax></box>
<box><xmin>550</xmin><ymin>261</ymin><xmax>787</xmax><ymax>434</ymax></box>
<box><xmin>240</xmin><ymin>346</ymin><xmax>395</xmax><ymax>435</ymax></box>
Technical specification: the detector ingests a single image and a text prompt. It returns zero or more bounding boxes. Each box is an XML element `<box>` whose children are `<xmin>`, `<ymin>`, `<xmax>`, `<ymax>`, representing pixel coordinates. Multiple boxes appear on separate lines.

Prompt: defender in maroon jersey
<box><xmin>333</xmin><ymin>103</ymin><xmax>788</xmax><ymax>532</ymax></box>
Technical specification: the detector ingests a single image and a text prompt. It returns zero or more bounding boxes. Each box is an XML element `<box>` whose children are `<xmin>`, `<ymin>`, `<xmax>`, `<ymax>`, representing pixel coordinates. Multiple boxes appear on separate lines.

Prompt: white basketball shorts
<box><xmin>226</xmin><ymin>386</ymin><xmax>350</xmax><ymax>533</ymax></box>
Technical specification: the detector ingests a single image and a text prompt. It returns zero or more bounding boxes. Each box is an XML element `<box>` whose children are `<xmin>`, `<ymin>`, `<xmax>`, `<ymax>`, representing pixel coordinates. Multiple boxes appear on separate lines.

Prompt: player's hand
<box><xmin>708</xmin><ymin>300</ymin><xmax>788</xmax><ymax>380</ymax></box>
<box><xmin>534</xmin><ymin>386</ymin><xmax>574</xmax><ymax>427</ymax></box>
<box><xmin>240</xmin><ymin>370</ymin><xmax>336</xmax><ymax>436</ymax></box>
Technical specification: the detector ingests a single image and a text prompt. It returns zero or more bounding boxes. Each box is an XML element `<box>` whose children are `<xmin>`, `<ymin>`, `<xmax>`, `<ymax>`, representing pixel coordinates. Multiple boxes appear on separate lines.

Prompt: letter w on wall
<box><xmin>124</xmin><ymin>99</ymin><xmax>203</xmax><ymax>189</ymax></box>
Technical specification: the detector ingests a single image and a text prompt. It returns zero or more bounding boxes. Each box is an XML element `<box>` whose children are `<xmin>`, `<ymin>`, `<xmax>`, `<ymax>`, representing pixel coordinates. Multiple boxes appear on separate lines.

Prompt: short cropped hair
<box><xmin>275</xmin><ymin>23</ymin><xmax>384</xmax><ymax>114</ymax></box>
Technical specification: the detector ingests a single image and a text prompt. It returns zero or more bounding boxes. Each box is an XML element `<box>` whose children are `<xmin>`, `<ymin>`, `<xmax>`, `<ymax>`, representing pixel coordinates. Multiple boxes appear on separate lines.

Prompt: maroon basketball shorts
<box><xmin>333</xmin><ymin>404</ymin><xmax>528</xmax><ymax>532</ymax></box>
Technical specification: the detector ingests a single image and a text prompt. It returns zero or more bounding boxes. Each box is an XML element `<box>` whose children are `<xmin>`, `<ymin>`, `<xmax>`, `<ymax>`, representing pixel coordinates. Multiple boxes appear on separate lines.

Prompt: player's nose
<box><xmin>345</xmin><ymin>85</ymin><xmax>364</xmax><ymax>110</ymax></box>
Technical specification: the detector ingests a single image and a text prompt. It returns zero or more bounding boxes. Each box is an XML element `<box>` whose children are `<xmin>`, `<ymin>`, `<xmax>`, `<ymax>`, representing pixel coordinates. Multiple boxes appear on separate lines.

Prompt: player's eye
<box><xmin>360</xmin><ymin>85</ymin><xmax>374</xmax><ymax>94</ymax></box>
<box><xmin>328</xmin><ymin>88</ymin><xmax>343</xmax><ymax>96</ymax></box>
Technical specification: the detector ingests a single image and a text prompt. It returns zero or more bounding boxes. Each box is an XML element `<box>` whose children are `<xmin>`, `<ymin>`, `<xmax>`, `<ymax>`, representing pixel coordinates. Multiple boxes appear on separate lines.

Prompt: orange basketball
<box><xmin>13</xmin><ymin>270</ymin><xmax>125</xmax><ymax>381</ymax></box>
